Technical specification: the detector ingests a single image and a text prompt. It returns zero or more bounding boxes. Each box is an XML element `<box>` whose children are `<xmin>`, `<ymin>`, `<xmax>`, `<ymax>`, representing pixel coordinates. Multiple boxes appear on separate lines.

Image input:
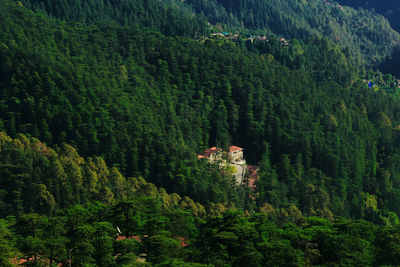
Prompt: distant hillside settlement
<box><xmin>208</xmin><ymin>32</ymin><xmax>289</xmax><ymax>46</ymax></box>
<box><xmin>197</xmin><ymin>146</ymin><xmax>259</xmax><ymax>191</ymax></box>
<box><xmin>362</xmin><ymin>77</ymin><xmax>400</xmax><ymax>94</ymax></box>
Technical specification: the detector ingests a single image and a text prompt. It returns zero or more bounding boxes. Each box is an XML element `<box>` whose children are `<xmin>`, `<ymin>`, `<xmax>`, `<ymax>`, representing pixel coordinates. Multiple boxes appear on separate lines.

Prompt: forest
<box><xmin>2</xmin><ymin>132</ymin><xmax>400</xmax><ymax>266</ymax></box>
<box><xmin>2</xmin><ymin>0</ymin><xmax>400</xmax><ymax>265</ymax></box>
<box><xmin>20</xmin><ymin>0</ymin><xmax>400</xmax><ymax>67</ymax></box>
<box><xmin>337</xmin><ymin>0</ymin><xmax>400</xmax><ymax>32</ymax></box>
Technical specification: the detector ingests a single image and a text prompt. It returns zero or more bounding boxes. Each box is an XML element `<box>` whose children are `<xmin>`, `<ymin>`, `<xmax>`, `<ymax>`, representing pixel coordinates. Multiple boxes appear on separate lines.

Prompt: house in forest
<box><xmin>228</xmin><ymin>146</ymin><xmax>246</xmax><ymax>185</ymax></box>
<box><xmin>279</xmin><ymin>37</ymin><xmax>289</xmax><ymax>46</ymax></box>
<box><xmin>197</xmin><ymin>147</ymin><xmax>223</xmax><ymax>162</ymax></box>
<box><xmin>228</xmin><ymin>146</ymin><xmax>244</xmax><ymax>163</ymax></box>
<box><xmin>258</xmin><ymin>35</ymin><xmax>268</xmax><ymax>42</ymax></box>
<box><xmin>198</xmin><ymin>145</ymin><xmax>247</xmax><ymax>185</ymax></box>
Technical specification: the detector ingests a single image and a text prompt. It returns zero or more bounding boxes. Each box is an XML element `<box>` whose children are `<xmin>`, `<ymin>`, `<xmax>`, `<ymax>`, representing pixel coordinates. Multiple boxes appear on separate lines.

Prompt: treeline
<box><xmin>20</xmin><ymin>0</ymin><xmax>209</xmax><ymax>37</ymax></box>
<box><xmin>19</xmin><ymin>0</ymin><xmax>400</xmax><ymax>66</ymax></box>
<box><xmin>2</xmin><ymin>206</ymin><xmax>400</xmax><ymax>266</ymax></box>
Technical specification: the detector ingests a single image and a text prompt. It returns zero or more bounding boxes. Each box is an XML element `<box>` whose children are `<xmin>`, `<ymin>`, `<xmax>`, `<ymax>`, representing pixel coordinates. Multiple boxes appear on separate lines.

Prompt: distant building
<box><xmin>229</xmin><ymin>146</ymin><xmax>243</xmax><ymax>163</ymax></box>
<box><xmin>198</xmin><ymin>147</ymin><xmax>223</xmax><ymax>162</ymax></box>
<box><xmin>198</xmin><ymin>145</ymin><xmax>247</xmax><ymax>185</ymax></box>
<box><xmin>211</xmin><ymin>33</ymin><xmax>224</xmax><ymax>37</ymax></box>
<box><xmin>279</xmin><ymin>37</ymin><xmax>289</xmax><ymax>46</ymax></box>
<box><xmin>227</xmin><ymin>34</ymin><xmax>240</xmax><ymax>41</ymax></box>
<box><xmin>258</xmin><ymin>35</ymin><xmax>268</xmax><ymax>42</ymax></box>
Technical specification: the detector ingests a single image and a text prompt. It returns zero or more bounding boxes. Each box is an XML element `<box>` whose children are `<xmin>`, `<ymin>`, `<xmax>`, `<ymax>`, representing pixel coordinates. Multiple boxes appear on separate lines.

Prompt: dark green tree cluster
<box><xmin>245</xmin><ymin>36</ymin><xmax>357</xmax><ymax>84</ymax></box>
<box><xmin>20</xmin><ymin>0</ymin><xmax>209</xmax><ymax>37</ymax></box>
<box><xmin>183</xmin><ymin>0</ymin><xmax>399</xmax><ymax>65</ymax></box>
<box><xmin>379</xmin><ymin>47</ymin><xmax>400</xmax><ymax>77</ymax></box>
<box><xmin>337</xmin><ymin>0</ymin><xmax>400</xmax><ymax>32</ymax></box>
<box><xmin>2</xmin><ymin>206</ymin><xmax>400</xmax><ymax>266</ymax></box>
<box><xmin>0</xmin><ymin>132</ymin><xmax>216</xmax><ymax>218</ymax></box>
<box><xmin>19</xmin><ymin>0</ymin><xmax>400</xmax><ymax>66</ymax></box>
<box><xmin>1</xmin><ymin>201</ymin><xmax>200</xmax><ymax>266</ymax></box>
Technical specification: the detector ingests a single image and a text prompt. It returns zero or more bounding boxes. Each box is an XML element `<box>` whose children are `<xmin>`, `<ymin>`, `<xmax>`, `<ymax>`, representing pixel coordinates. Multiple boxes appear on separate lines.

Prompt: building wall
<box><xmin>229</xmin><ymin>149</ymin><xmax>243</xmax><ymax>162</ymax></box>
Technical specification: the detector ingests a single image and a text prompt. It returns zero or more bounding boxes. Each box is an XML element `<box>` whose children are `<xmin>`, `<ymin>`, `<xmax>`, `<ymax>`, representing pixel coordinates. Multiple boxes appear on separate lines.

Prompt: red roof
<box><xmin>229</xmin><ymin>146</ymin><xmax>242</xmax><ymax>152</ymax></box>
<box><xmin>247</xmin><ymin>178</ymin><xmax>257</xmax><ymax>189</ymax></box>
<box><xmin>247</xmin><ymin>165</ymin><xmax>259</xmax><ymax>172</ymax></box>
<box><xmin>200</xmin><ymin>147</ymin><xmax>221</xmax><ymax>157</ymax></box>
<box><xmin>13</xmin><ymin>257</ymin><xmax>63</xmax><ymax>266</ymax></box>
<box><xmin>176</xmin><ymin>236</ymin><xmax>189</xmax><ymax>247</ymax></box>
<box><xmin>197</xmin><ymin>155</ymin><xmax>206</xmax><ymax>159</ymax></box>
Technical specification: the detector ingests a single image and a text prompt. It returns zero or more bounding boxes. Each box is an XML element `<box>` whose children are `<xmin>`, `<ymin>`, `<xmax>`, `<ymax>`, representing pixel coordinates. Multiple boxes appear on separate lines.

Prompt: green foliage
<box><xmin>2</xmin><ymin>0</ymin><xmax>400</xmax><ymax>265</ymax></box>
<box><xmin>0</xmin><ymin>132</ymin><xmax>209</xmax><ymax>219</ymax></box>
<box><xmin>20</xmin><ymin>0</ymin><xmax>209</xmax><ymax>37</ymax></box>
<box><xmin>337</xmin><ymin>0</ymin><xmax>400</xmax><ymax>32</ymax></box>
<box><xmin>184</xmin><ymin>0</ymin><xmax>399</xmax><ymax>65</ymax></box>
<box><xmin>7</xmin><ymin>206</ymin><xmax>400</xmax><ymax>266</ymax></box>
<box><xmin>2</xmin><ymin>0</ymin><xmax>400</xmax><ymax>220</ymax></box>
<box><xmin>0</xmin><ymin>133</ymin><xmax>398</xmax><ymax>266</ymax></box>
<box><xmin>0</xmin><ymin>219</ymin><xmax>20</xmax><ymax>266</ymax></box>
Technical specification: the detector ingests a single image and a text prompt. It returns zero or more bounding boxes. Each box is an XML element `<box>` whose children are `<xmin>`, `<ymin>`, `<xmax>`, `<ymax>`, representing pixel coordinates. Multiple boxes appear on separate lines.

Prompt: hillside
<box><xmin>337</xmin><ymin>0</ymin><xmax>400</xmax><ymax>33</ymax></box>
<box><xmin>20</xmin><ymin>0</ymin><xmax>209</xmax><ymax>37</ymax></box>
<box><xmin>2</xmin><ymin>0</ymin><xmax>400</xmax><ymax>222</ymax></box>
<box><xmin>20</xmin><ymin>0</ymin><xmax>400</xmax><ymax>67</ymax></box>
<box><xmin>3</xmin><ymin>0</ymin><xmax>400</xmax><ymax>264</ymax></box>
<box><xmin>1</xmin><ymin>134</ymin><xmax>400</xmax><ymax>266</ymax></box>
<box><xmin>181</xmin><ymin>0</ymin><xmax>400</xmax><ymax>66</ymax></box>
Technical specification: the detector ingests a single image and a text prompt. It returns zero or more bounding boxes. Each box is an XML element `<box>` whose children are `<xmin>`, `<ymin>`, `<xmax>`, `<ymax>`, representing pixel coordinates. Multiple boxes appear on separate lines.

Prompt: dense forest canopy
<box><xmin>337</xmin><ymin>0</ymin><xmax>400</xmax><ymax>32</ymax></box>
<box><xmin>178</xmin><ymin>0</ymin><xmax>400</xmax><ymax>66</ymax></box>
<box><xmin>20</xmin><ymin>0</ymin><xmax>400</xmax><ymax>66</ymax></box>
<box><xmin>2</xmin><ymin>0</ymin><xmax>400</xmax><ymax>220</ymax></box>
<box><xmin>1</xmin><ymin>132</ymin><xmax>400</xmax><ymax>266</ymax></box>
<box><xmin>3</xmin><ymin>0</ymin><xmax>400</xmax><ymax>265</ymax></box>
<box><xmin>20</xmin><ymin>0</ymin><xmax>210</xmax><ymax>37</ymax></box>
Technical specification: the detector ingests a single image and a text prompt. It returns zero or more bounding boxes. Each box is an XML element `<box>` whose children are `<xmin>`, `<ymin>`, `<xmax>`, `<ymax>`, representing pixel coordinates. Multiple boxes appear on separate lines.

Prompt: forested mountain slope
<box><xmin>20</xmin><ymin>0</ymin><xmax>400</xmax><ymax>66</ymax></box>
<box><xmin>1</xmin><ymin>134</ymin><xmax>400</xmax><ymax>266</ymax></box>
<box><xmin>20</xmin><ymin>0</ymin><xmax>209</xmax><ymax>37</ymax></box>
<box><xmin>3</xmin><ymin>0</ymin><xmax>400</xmax><ymax>222</ymax></box>
<box><xmin>332</xmin><ymin>1</ymin><xmax>400</xmax><ymax>76</ymax></box>
<box><xmin>0</xmin><ymin>132</ymin><xmax>205</xmax><ymax>217</ymax></box>
<box><xmin>182</xmin><ymin>0</ymin><xmax>400</xmax><ymax>65</ymax></box>
<box><xmin>379</xmin><ymin>47</ymin><xmax>400</xmax><ymax>77</ymax></box>
<box><xmin>0</xmin><ymin>0</ymin><xmax>252</xmax><ymax>208</ymax></box>
<box><xmin>4</xmin><ymin>0</ymin><xmax>400</xmax><ymax>265</ymax></box>
<box><xmin>337</xmin><ymin>0</ymin><xmax>400</xmax><ymax>33</ymax></box>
